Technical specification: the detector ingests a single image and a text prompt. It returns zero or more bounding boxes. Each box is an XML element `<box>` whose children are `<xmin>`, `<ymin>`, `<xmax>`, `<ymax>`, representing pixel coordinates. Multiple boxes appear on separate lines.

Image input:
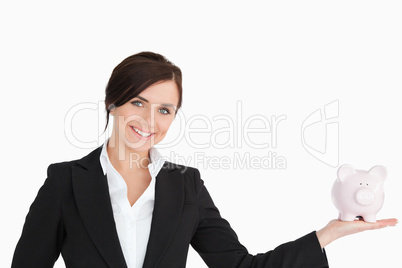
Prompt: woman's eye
<box><xmin>132</xmin><ymin>100</ymin><xmax>143</xmax><ymax>107</ymax></box>
<box><xmin>159</xmin><ymin>108</ymin><xmax>170</xmax><ymax>115</ymax></box>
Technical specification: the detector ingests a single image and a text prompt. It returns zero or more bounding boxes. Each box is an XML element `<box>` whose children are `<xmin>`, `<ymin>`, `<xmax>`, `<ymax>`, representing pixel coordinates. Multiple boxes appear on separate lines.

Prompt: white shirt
<box><xmin>99</xmin><ymin>138</ymin><xmax>165</xmax><ymax>268</ymax></box>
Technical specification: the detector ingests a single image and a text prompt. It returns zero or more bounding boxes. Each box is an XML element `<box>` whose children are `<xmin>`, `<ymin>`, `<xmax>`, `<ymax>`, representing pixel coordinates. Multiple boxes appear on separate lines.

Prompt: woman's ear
<box><xmin>108</xmin><ymin>104</ymin><xmax>116</xmax><ymax>115</ymax></box>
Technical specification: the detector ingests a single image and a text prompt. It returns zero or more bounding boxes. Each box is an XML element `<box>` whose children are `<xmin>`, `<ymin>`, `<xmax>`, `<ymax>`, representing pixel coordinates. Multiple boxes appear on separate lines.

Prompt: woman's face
<box><xmin>110</xmin><ymin>80</ymin><xmax>179</xmax><ymax>153</ymax></box>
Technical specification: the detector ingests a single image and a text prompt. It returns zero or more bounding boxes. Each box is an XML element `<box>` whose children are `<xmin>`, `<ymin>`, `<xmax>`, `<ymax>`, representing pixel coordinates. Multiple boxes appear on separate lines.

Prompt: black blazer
<box><xmin>12</xmin><ymin>144</ymin><xmax>329</xmax><ymax>268</ymax></box>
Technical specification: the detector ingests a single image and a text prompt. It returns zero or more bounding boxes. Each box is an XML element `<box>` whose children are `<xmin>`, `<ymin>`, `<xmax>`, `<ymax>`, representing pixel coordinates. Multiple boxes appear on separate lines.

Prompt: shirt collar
<box><xmin>99</xmin><ymin>138</ymin><xmax>165</xmax><ymax>177</ymax></box>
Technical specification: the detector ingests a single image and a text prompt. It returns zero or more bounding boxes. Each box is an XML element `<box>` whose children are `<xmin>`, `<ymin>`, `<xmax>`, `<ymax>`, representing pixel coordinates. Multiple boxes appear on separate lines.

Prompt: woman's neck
<box><xmin>106</xmin><ymin>135</ymin><xmax>151</xmax><ymax>174</ymax></box>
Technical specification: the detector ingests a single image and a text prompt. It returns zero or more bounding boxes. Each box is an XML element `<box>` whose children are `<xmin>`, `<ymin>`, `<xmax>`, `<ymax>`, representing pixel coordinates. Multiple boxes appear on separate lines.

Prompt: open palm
<box><xmin>316</xmin><ymin>218</ymin><xmax>398</xmax><ymax>248</ymax></box>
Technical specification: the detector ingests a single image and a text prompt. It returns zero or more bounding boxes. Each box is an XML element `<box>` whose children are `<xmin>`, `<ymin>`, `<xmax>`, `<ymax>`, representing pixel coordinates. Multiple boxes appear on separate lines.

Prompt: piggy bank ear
<box><xmin>369</xmin><ymin>165</ymin><xmax>387</xmax><ymax>180</ymax></box>
<box><xmin>337</xmin><ymin>164</ymin><xmax>356</xmax><ymax>182</ymax></box>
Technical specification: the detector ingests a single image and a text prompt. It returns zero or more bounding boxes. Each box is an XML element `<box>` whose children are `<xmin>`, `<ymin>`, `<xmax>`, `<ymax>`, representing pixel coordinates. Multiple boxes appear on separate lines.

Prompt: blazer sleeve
<box><xmin>11</xmin><ymin>164</ymin><xmax>65</xmax><ymax>268</ymax></box>
<box><xmin>190</xmin><ymin>168</ymin><xmax>329</xmax><ymax>268</ymax></box>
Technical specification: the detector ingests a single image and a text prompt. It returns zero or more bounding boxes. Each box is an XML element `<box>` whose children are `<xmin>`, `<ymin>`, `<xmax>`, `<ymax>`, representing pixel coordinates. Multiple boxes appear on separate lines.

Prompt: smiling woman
<box><xmin>104</xmin><ymin>52</ymin><xmax>182</xmax><ymax>134</ymax></box>
<box><xmin>11</xmin><ymin>51</ymin><xmax>397</xmax><ymax>268</ymax></box>
<box><xmin>108</xmin><ymin>80</ymin><xmax>179</xmax><ymax>154</ymax></box>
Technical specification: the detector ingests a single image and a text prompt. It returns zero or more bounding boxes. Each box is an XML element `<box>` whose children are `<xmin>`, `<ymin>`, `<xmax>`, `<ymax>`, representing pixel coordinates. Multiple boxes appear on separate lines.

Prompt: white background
<box><xmin>1</xmin><ymin>1</ymin><xmax>401</xmax><ymax>267</ymax></box>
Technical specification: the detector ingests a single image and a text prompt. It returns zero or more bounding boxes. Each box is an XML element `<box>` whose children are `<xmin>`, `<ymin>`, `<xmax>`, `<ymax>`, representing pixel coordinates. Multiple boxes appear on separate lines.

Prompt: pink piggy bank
<box><xmin>331</xmin><ymin>164</ymin><xmax>386</xmax><ymax>223</ymax></box>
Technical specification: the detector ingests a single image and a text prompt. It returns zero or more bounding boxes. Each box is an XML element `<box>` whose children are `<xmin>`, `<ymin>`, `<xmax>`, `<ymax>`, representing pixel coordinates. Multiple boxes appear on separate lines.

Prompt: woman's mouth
<box><xmin>130</xmin><ymin>126</ymin><xmax>155</xmax><ymax>139</ymax></box>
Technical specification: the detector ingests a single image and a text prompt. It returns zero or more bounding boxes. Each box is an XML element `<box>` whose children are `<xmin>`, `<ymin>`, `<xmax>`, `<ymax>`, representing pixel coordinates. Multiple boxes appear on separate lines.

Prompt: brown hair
<box><xmin>103</xmin><ymin>51</ymin><xmax>183</xmax><ymax>133</ymax></box>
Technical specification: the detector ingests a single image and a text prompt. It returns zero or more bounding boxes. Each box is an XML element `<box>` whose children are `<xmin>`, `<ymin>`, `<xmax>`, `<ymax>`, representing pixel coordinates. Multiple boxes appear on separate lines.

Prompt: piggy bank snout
<box><xmin>355</xmin><ymin>188</ymin><xmax>375</xmax><ymax>205</ymax></box>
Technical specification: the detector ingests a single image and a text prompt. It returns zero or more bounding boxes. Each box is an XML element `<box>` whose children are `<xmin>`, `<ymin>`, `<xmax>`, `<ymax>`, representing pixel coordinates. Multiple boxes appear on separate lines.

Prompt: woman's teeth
<box><xmin>132</xmin><ymin>126</ymin><xmax>152</xmax><ymax>137</ymax></box>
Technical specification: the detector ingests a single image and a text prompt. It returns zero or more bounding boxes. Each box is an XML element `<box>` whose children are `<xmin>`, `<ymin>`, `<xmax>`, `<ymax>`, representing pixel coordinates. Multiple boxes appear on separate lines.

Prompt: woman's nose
<box><xmin>140</xmin><ymin>109</ymin><xmax>156</xmax><ymax>131</ymax></box>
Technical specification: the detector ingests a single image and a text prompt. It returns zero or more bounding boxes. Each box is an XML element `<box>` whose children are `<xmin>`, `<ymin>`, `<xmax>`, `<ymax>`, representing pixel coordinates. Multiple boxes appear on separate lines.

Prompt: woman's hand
<box><xmin>316</xmin><ymin>218</ymin><xmax>398</xmax><ymax>248</ymax></box>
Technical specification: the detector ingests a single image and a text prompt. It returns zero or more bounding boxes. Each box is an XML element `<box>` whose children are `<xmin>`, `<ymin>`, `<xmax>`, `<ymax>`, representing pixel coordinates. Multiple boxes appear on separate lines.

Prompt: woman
<box><xmin>11</xmin><ymin>52</ymin><xmax>397</xmax><ymax>268</ymax></box>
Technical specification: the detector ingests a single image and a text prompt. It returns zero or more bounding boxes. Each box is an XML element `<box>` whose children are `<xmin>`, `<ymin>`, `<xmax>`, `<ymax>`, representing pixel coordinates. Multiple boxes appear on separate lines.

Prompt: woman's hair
<box><xmin>103</xmin><ymin>51</ymin><xmax>183</xmax><ymax>133</ymax></box>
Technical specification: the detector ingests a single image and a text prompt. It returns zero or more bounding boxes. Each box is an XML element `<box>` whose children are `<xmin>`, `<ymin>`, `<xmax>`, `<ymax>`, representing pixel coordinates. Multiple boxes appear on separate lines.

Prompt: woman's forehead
<box><xmin>134</xmin><ymin>80</ymin><xmax>179</xmax><ymax>104</ymax></box>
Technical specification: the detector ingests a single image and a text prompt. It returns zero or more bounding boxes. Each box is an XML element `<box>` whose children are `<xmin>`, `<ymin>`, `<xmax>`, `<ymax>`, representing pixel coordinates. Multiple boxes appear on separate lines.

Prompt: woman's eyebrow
<box><xmin>136</xmin><ymin>95</ymin><xmax>177</xmax><ymax>109</ymax></box>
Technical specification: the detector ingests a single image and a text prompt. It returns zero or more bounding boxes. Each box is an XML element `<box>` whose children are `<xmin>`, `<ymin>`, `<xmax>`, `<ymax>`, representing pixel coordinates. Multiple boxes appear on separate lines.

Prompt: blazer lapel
<box><xmin>72</xmin><ymin>146</ymin><xmax>127</xmax><ymax>268</ymax></box>
<box><xmin>142</xmin><ymin>162</ymin><xmax>185</xmax><ymax>268</ymax></box>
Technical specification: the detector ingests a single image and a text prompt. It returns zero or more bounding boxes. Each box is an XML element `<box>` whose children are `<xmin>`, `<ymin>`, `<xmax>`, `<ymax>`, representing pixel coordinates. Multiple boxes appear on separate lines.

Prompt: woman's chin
<box><xmin>124</xmin><ymin>137</ymin><xmax>159</xmax><ymax>151</ymax></box>
<box><xmin>124</xmin><ymin>141</ymin><xmax>150</xmax><ymax>151</ymax></box>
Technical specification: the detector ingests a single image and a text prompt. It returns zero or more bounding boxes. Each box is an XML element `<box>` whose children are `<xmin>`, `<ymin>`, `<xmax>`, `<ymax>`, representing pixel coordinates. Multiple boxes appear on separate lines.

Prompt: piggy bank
<box><xmin>331</xmin><ymin>164</ymin><xmax>386</xmax><ymax>223</ymax></box>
